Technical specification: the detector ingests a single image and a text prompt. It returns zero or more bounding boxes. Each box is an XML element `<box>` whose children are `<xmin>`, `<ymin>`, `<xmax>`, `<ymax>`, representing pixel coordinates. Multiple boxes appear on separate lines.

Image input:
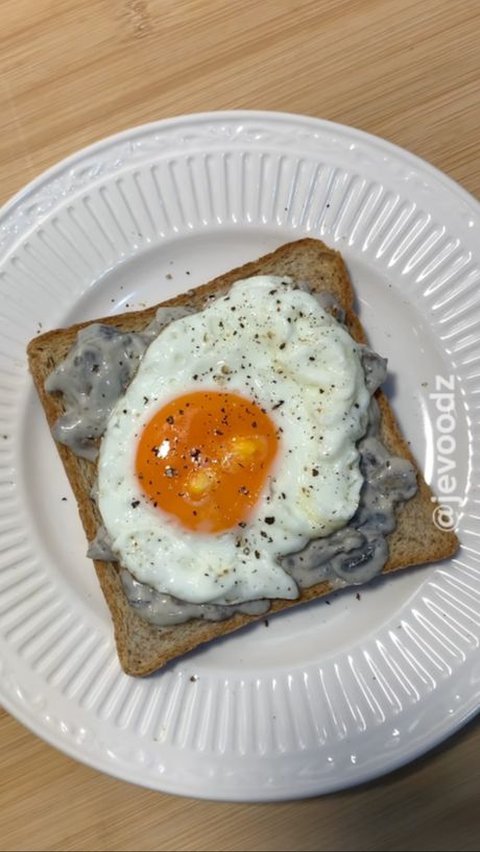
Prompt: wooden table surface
<box><xmin>1</xmin><ymin>1</ymin><xmax>480</xmax><ymax>850</ymax></box>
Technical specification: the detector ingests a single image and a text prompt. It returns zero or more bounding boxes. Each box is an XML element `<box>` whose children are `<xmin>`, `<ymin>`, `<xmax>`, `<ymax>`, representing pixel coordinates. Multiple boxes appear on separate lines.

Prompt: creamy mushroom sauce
<box><xmin>47</xmin><ymin>293</ymin><xmax>417</xmax><ymax>626</ymax></box>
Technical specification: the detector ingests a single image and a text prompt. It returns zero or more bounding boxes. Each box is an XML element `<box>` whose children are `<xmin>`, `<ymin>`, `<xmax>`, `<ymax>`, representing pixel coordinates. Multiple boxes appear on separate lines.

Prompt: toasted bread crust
<box><xmin>27</xmin><ymin>239</ymin><xmax>459</xmax><ymax>675</ymax></box>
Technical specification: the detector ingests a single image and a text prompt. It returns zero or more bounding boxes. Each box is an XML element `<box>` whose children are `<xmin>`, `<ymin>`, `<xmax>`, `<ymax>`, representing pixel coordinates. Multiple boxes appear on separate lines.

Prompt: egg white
<box><xmin>97</xmin><ymin>276</ymin><xmax>371</xmax><ymax>605</ymax></box>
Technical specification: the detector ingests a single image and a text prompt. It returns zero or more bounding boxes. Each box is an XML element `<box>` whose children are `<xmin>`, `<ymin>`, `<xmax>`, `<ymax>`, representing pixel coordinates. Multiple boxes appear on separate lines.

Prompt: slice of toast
<box><xmin>27</xmin><ymin>239</ymin><xmax>459</xmax><ymax>676</ymax></box>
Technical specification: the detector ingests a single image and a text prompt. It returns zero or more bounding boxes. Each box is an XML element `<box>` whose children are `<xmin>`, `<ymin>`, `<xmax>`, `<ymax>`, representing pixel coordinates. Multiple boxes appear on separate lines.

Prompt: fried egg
<box><xmin>97</xmin><ymin>276</ymin><xmax>371</xmax><ymax>605</ymax></box>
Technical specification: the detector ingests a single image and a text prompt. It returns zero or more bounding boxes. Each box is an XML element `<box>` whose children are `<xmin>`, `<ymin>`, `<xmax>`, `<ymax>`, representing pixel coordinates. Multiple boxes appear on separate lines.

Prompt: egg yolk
<box><xmin>135</xmin><ymin>390</ymin><xmax>279</xmax><ymax>533</ymax></box>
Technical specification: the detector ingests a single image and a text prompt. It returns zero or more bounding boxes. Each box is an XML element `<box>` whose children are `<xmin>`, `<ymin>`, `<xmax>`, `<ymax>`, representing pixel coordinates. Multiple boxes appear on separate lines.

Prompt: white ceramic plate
<box><xmin>0</xmin><ymin>111</ymin><xmax>478</xmax><ymax>801</ymax></box>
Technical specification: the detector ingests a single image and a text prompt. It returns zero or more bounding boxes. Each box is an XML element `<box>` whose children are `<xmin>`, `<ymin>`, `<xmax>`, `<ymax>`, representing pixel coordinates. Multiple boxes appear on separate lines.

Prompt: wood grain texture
<box><xmin>1</xmin><ymin>1</ymin><xmax>480</xmax><ymax>850</ymax></box>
